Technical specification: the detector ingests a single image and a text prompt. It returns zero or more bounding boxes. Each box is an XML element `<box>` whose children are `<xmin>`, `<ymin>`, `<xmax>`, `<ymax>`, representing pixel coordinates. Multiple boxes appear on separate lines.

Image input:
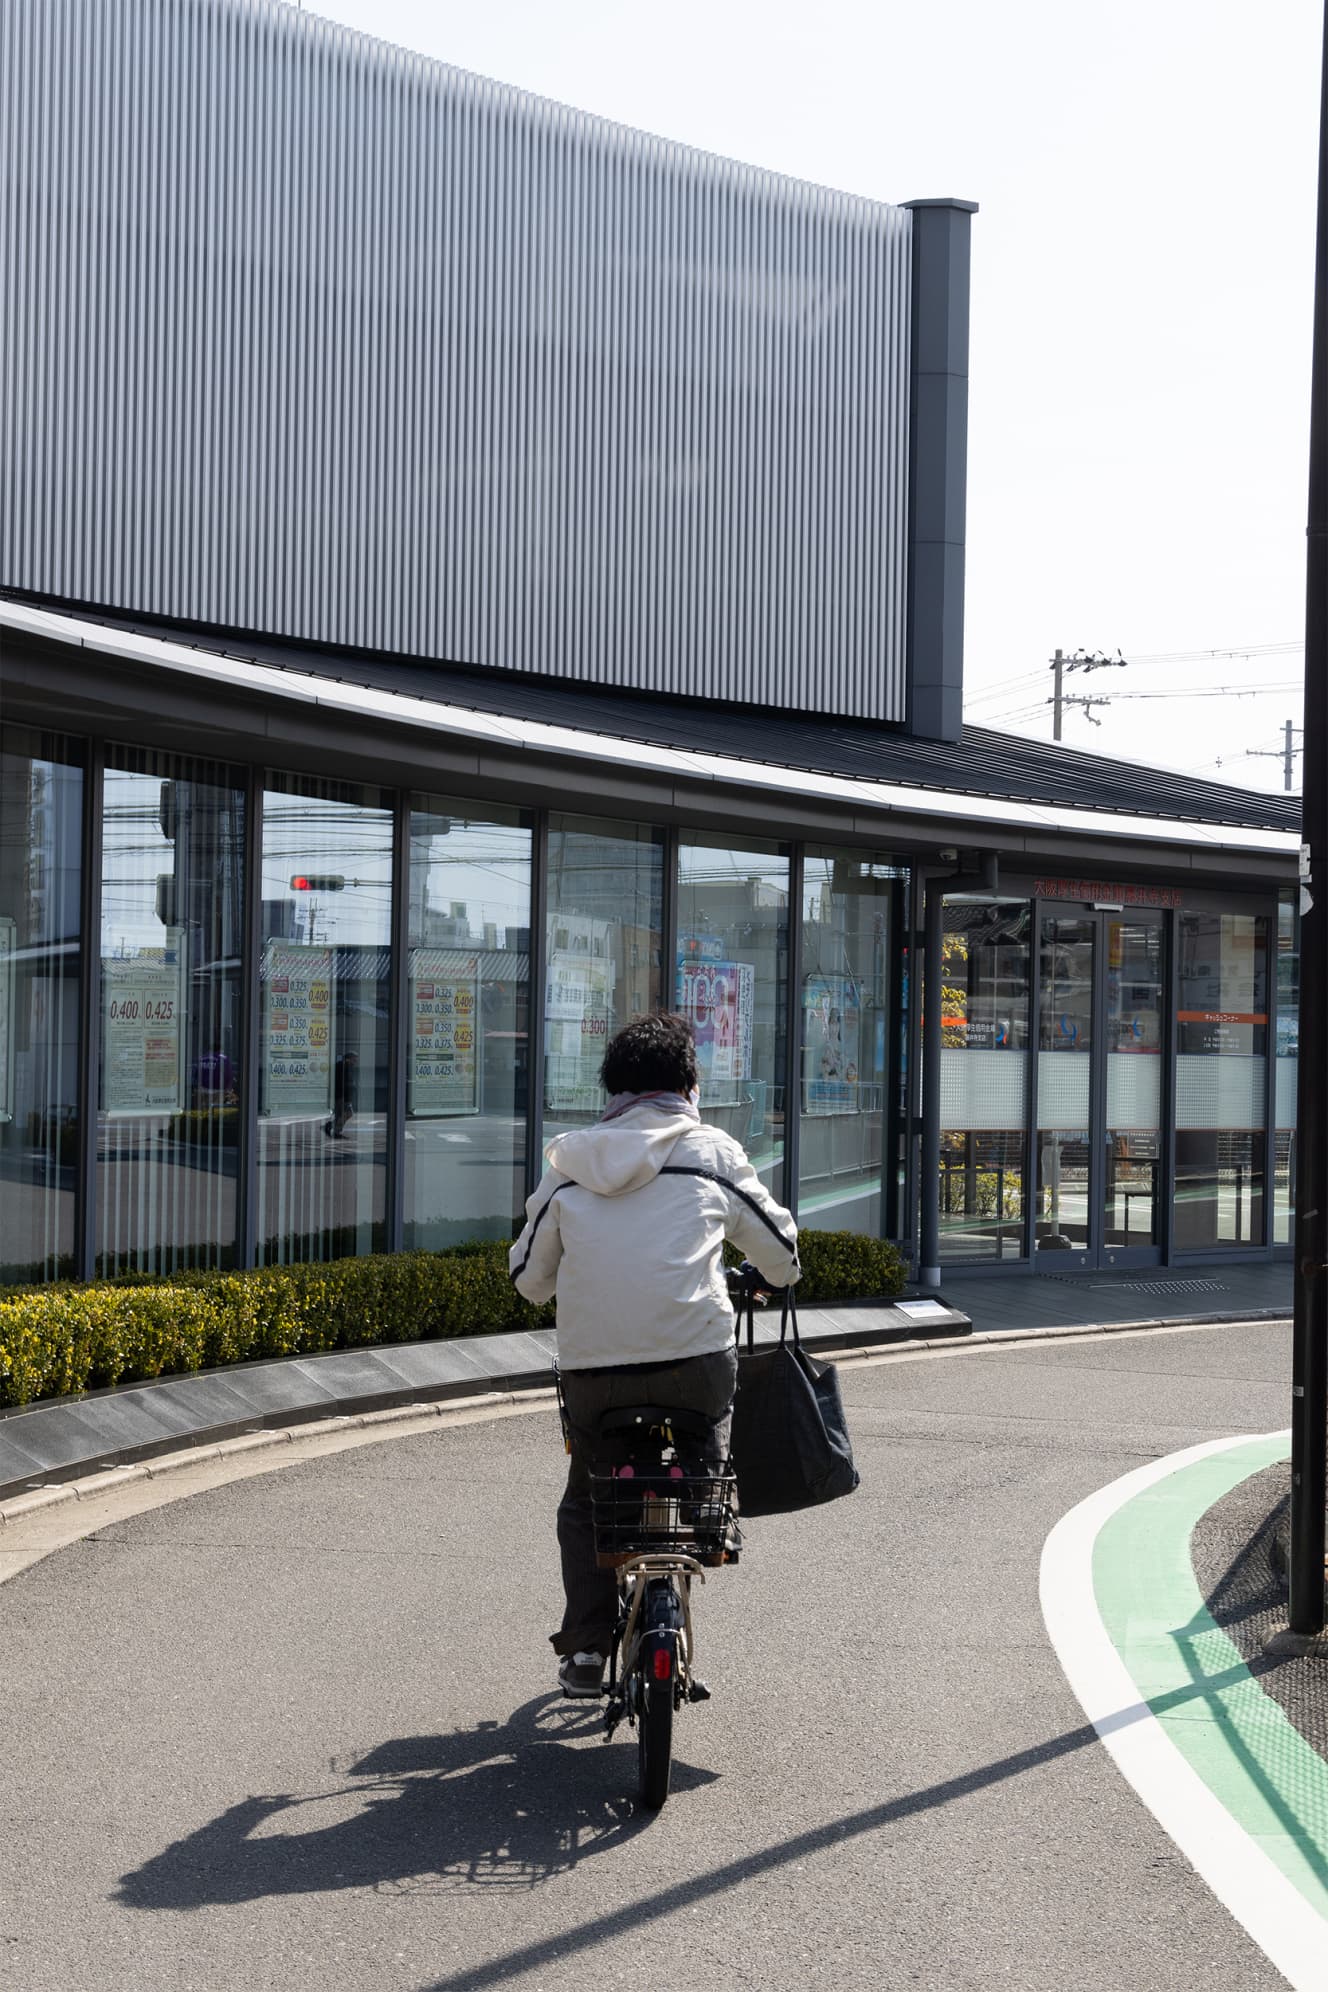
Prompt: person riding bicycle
<box><xmin>509</xmin><ymin>1010</ymin><xmax>800</xmax><ymax>1697</ymax></box>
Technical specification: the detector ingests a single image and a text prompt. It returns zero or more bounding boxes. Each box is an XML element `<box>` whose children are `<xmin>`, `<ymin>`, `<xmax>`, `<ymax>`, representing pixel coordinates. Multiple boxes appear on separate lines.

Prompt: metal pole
<box><xmin>919</xmin><ymin>873</ymin><xmax>944</xmax><ymax>1286</ymax></box>
<box><xmin>1289</xmin><ymin>0</ymin><xmax>1328</xmax><ymax>1638</ymax></box>
<box><xmin>1051</xmin><ymin>649</ymin><xmax>1064</xmax><ymax>742</ymax></box>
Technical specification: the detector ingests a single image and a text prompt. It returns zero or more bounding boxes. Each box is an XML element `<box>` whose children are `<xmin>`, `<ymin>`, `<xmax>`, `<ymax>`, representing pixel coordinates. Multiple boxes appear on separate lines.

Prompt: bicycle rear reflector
<box><xmin>653</xmin><ymin>1648</ymin><xmax>673</xmax><ymax>1681</ymax></box>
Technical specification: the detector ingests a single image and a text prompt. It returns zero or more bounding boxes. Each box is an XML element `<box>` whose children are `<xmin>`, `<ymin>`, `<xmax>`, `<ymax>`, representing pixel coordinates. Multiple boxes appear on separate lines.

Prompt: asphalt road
<box><xmin>1</xmin><ymin>1321</ymin><xmax>1296</xmax><ymax>1992</ymax></box>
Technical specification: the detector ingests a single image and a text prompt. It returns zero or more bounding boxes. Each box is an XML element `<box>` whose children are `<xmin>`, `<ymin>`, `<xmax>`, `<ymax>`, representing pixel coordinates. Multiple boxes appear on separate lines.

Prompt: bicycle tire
<box><xmin>637</xmin><ymin>1629</ymin><xmax>675</xmax><ymax>1810</ymax></box>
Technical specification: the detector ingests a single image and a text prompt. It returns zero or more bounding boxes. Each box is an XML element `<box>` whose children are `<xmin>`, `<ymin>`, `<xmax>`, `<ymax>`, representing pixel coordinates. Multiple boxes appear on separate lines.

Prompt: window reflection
<box><xmin>98</xmin><ymin>749</ymin><xmax>245</xmax><ymax>1276</ymax></box>
<box><xmin>1175</xmin><ymin>912</ymin><xmax>1268</xmax><ymax>1248</ymax></box>
<box><xmin>258</xmin><ymin>775</ymin><xmax>392</xmax><ymax>1264</ymax></box>
<box><xmin>798</xmin><ymin>851</ymin><xmax>901</xmax><ymax>1236</ymax></box>
<box><xmin>1037</xmin><ymin>917</ymin><xmax>1094</xmax><ymax>1254</ymax></box>
<box><xmin>0</xmin><ymin>730</ymin><xmax>82</xmax><ymax>1283</ymax></box>
<box><xmin>677</xmin><ymin>836</ymin><xmax>788</xmax><ymax>1192</ymax></box>
<box><xmin>1275</xmin><ymin>890</ymin><xmax>1298</xmax><ymax>1246</ymax></box>
<box><xmin>544</xmin><ymin>816</ymin><xmax>663</xmax><ymax>1129</ymax></box>
<box><xmin>405</xmin><ymin>800</ymin><xmax>531</xmax><ymax>1248</ymax></box>
<box><xmin>938</xmin><ymin>900</ymin><xmax>1030</xmax><ymax>1261</ymax></box>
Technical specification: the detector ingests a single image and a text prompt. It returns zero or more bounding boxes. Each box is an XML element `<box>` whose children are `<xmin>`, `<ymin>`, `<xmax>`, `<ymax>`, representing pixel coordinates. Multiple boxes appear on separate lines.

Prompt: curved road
<box><xmin>1</xmin><ymin>1321</ymin><xmax>1296</xmax><ymax>1991</ymax></box>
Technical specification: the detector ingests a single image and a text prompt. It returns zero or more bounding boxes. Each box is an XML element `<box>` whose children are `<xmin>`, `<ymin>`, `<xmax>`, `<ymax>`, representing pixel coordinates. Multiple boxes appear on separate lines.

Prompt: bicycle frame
<box><xmin>604</xmin><ymin>1552</ymin><xmax>705</xmax><ymax>1737</ymax></box>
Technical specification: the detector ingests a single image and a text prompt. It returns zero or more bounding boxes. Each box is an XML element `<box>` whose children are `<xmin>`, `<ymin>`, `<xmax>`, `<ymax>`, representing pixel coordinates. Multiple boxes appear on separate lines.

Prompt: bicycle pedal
<box><xmin>687</xmin><ymin>1678</ymin><xmax>712</xmax><ymax>1703</ymax></box>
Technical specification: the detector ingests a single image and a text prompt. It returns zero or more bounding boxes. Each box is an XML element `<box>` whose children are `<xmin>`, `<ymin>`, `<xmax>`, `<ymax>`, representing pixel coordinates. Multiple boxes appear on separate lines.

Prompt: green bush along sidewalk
<box><xmin>0</xmin><ymin>1231</ymin><xmax>904</xmax><ymax>1411</ymax></box>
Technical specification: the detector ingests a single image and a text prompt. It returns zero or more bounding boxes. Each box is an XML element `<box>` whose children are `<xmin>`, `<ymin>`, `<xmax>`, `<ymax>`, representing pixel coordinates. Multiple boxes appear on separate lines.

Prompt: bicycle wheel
<box><xmin>637</xmin><ymin>1629</ymin><xmax>675</xmax><ymax>1810</ymax></box>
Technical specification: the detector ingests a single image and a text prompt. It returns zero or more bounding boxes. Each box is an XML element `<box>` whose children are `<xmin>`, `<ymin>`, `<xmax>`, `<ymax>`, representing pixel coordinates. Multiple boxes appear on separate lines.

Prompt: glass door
<box><xmin>1035</xmin><ymin>909</ymin><xmax>1164</xmax><ymax>1267</ymax></box>
<box><xmin>1103</xmin><ymin>914</ymin><xmax>1165</xmax><ymax>1261</ymax></box>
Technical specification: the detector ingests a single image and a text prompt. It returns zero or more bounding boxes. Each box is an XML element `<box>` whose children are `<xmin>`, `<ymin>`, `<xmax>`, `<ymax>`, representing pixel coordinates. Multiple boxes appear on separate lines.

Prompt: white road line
<box><xmin>1039</xmin><ymin>1431</ymin><xmax>1325</xmax><ymax>1992</ymax></box>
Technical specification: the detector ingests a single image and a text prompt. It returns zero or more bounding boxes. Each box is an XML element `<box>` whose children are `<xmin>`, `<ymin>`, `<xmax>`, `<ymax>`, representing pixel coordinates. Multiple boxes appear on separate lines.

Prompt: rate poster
<box><xmin>803</xmin><ymin>971</ymin><xmax>861</xmax><ymax>1115</ymax></box>
<box><xmin>676</xmin><ymin>957</ymin><xmax>753</xmax><ymax>1097</ymax></box>
<box><xmin>261</xmin><ymin>941</ymin><xmax>333</xmax><ymax>1116</ymax></box>
<box><xmin>408</xmin><ymin>951</ymin><xmax>480</xmax><ymax>1115</ymax></box>
<box><xmin>102</xmin><ymin>931</ymin><xmax>186</xmax><ymax>1115</ymax></box>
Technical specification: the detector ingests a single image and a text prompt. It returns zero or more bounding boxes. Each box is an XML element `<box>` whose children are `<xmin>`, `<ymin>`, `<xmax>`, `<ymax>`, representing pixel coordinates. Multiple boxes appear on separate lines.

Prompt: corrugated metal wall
<box><xmin>1</xmin><ymin>0</ymin><xmax>913</xmax><ymax>720</ymax></box>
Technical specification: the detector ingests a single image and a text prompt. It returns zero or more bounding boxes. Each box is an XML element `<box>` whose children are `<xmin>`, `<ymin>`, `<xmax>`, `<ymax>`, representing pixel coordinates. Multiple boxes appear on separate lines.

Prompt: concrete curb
<box><xmin>0</xmin><ymin>1300</ymin><xmax>1289</xmax><ymax>1518</ymax></box>
<box><xmin>0</xmin><ymin>1297</ymin><xmax>972</xmax><ymax>1505</ymax></box>
<box><xmin>0</xmin><ymin>1388</ymin><xmax>556</xmax><ymax>1527</ymax></box>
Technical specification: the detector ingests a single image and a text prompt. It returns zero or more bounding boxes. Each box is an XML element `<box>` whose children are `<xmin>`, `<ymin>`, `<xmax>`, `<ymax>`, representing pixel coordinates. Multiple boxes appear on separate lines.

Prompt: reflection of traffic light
<box><xmin>290</xmin><ymin>874</ymin><xmax>345</xmax><ymax>891</ymax></box>
<box><xmin>155</xmin><ymin>874</ymin><xmax>178</xmax><ymax>926</ymax></box>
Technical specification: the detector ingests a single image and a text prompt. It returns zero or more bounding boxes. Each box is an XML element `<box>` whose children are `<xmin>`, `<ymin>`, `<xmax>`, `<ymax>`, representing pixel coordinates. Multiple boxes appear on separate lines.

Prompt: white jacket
<box><xmin>508</xmin><ymin>1106</ymin><xmax>800</xmax><ymax>1369</ymax></box>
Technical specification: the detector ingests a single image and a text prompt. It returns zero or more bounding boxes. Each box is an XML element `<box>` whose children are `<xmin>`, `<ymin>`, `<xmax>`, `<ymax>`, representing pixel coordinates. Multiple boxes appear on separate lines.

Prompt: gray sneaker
<box><xmin>558</xmin><ymin>1650</ymin><xmax>606</xmax><ymax>1697</ymax></box>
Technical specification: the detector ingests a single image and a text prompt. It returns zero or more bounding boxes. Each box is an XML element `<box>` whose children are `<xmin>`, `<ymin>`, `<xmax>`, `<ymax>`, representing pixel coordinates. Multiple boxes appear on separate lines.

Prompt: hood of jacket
<box><xmin>544</xmin><ymin>1107</ymin><xmax>694</xmax><ymax>1196</ymax></box>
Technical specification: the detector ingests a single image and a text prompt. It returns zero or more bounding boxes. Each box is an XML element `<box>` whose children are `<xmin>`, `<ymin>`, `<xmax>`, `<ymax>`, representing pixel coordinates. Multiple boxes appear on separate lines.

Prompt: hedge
<box><xmin>0</xmin><ymin>1229</ymin><xmax>905</xmax><ymax>1411</ymax></box>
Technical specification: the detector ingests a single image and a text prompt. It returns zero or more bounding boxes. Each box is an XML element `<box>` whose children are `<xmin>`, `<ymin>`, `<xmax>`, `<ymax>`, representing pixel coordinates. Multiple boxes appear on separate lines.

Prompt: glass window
<box><xmin>98</xmin><ymin>749</ymin><xmax>247</xmax><ymax>1276</ymax></box>
<box><xmin>0</xmin><ymin>730</ymin><xmax>83</xmax><ymax>1284</ymax></box>
<box><xmin>1036</xmin><ymin>915</ymin><xmax>1094</xmax><ymax>1253</ymax></box>
<box><xmin>258</xmin><ymin>775</ymin><xmax>393</xmax><ymax>1264</ymax></box>
<box><xmin>938</xmin><ymin>900</ymin><xmax>1030</xmax><ymax>1261</ymax></box>
<box><xmin>798</xmin><ymin>850</ymin><xmax>902</xmax><ymax>1236</ymax></box>
<box><xmin>544</xmin><ymin>815</ymin><xmax>664</xmax><ymax>1130</ymax></box>
<box><xmin>1174</xmin><ymin>911</ymin><xmax>1268</xmax><ymax>1249</ymax></box>
<box><xmin>405</xmin><ymin>800</ymin><xmax>531</xmax><ymax>1249</ymax></box>
<box><xmin>677</xmin><ymin>835</ymin><xmax>788</xmax><ymax>1193</ymax></box>
<box><xmin>1275</xmin><ymin>889</ymin><xmax>1298</xmax><ymax>1246</ymax></box>
<box><xmin>1103</xmin><ymin>916</ymin><xmax>1165</xmax><ymax>1250</ymax></box>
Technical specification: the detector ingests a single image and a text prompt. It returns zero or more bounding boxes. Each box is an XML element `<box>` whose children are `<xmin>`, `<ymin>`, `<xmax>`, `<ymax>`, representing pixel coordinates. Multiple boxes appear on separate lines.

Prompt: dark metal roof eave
<box><xmin>0</xmin><ymin>591</ymin><xmax>1302</xmax><ymax>839</ymax></box>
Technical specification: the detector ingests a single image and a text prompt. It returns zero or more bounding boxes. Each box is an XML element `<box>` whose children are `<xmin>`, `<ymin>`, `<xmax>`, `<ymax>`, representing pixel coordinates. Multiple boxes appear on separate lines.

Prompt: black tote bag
<box><xmin>730</xmin><ymin>1287</ymin><xmax>860</xmax><ymax>1517</ymax></box>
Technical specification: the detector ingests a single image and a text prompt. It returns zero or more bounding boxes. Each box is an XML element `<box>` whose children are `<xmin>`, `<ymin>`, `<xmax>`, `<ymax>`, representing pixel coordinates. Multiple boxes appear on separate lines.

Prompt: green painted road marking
<box><xmin>1092</xmin><ymin>1433</ymin><xmax>1328</xmax><ymax>1920</ymax></box>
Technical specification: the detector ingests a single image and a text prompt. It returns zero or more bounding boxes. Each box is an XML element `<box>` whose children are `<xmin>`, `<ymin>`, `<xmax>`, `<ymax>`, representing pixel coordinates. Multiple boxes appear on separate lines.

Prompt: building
<box><xmin>0</xmin><ymin>0</ymin><xmax>1300</xmax><ymax>1289</ymax></box>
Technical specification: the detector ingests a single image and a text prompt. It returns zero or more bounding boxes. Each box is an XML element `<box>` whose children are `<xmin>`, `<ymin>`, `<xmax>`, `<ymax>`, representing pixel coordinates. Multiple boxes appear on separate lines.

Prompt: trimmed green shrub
<box><xmin>0</xmin><ymin>1229</ymin><xmax>905</xmax><ymax>1411</ymax></box>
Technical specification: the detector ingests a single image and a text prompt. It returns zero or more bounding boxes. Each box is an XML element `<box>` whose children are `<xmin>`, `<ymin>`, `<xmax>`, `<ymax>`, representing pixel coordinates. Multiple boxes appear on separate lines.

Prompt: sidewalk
<box><xmin>941</xmin><ymin>1257</ymin><xmax>1291</xmax><ymax>1335</ymax></box>
<box><xmin>0</xmin><ymin>1258</ymin><xmax>1293</xmax><ymax>1505</ymax></box>
<box><xmin>0</xmin><ymin>1288</ymin><xmax>972</xmax><ymax>1503</ymax></box>
<box><xmin>1193</xmin><ymin>1452</ymin><xmax>1328</xmax><ymax>1755</ymax></box>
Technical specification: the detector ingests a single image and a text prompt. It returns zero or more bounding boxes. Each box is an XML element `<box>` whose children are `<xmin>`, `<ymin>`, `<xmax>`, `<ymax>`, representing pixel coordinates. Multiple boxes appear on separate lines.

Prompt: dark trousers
<box><xmin>552</xmin><ymin>1345</ymin><xmax>738</xmax><ymax>1657</ymax></box>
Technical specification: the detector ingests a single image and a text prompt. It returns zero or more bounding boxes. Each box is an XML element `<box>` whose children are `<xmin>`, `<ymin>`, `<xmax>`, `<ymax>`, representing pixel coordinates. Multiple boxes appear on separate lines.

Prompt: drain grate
<box><xmin>1091</xmin><ymin>1277</ymin><xmax>1230</xmax><ymax>1296</ymax></box>
<box><xmin>1037</xmin><ymin>1273</ymin><xmax>1230</xmax><ymax>1296</ymax></box>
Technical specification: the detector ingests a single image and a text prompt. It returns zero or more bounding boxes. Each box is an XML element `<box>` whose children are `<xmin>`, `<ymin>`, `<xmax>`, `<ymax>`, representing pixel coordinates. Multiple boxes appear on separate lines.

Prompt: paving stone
<box><xmin>0</xmin><ymin>1427</ymin><xmax>51</xmax><ymax>1495</ymax></box>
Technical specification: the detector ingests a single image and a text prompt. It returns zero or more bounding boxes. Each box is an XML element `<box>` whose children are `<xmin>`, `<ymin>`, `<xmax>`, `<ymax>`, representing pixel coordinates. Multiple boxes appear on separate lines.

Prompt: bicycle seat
<box><xmin>595</xmin><ymin>1404</ymin><xmax>717</xmax><ymax>1443</ymax></box>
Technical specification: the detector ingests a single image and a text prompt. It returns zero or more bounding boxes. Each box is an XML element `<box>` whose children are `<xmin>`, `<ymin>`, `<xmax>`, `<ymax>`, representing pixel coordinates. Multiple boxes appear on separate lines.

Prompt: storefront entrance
<box><xmin>1036</xmin><ymin>909</ymin><xmax>1166</xmax><ymax>1268</ymax></box>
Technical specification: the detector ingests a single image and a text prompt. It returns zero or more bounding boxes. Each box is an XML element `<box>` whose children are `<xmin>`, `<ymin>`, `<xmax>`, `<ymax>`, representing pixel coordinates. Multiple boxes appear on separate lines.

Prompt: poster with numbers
<box><xmin>0</xmin><ymin>917</ymin><xmax>14</xmax><ymax>1124</ymax></box>
<box><xmin>408</xmin><ymin>951</ymin><xmax>480</xmax><ymax>1115</ymax></box>
<box><xmin>261</xmin><ymin>941</ymin><xmax>334</xmax><ymax>1116</ymax></box>
<box><xmin>102</xmin><ymin>931</ymin><xmax>186</xmax><ymax>1115</ymax></box>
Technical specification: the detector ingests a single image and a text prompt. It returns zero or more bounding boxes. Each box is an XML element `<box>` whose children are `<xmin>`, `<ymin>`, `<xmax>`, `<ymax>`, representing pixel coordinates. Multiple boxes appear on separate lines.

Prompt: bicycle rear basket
<box><xmin>590</xmin><ymin>1466</ymin><xmax>740</xmax><ymax>1568</ymax></box>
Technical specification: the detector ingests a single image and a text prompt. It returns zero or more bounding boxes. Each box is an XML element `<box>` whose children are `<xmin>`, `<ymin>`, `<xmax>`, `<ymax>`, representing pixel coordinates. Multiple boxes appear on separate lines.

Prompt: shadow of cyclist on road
<box><xmin>116</xmin><ymin>1693</ymin><xmax>718</xmax><ymax>1910</ymax></box>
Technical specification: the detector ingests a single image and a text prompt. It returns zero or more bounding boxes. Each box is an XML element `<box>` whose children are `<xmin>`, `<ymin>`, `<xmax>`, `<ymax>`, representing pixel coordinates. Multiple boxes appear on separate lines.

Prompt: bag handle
<box><xmin>731</xmin><ymin>1265</ymin><xmax>797</xmax><ymax>1354</ymax></box>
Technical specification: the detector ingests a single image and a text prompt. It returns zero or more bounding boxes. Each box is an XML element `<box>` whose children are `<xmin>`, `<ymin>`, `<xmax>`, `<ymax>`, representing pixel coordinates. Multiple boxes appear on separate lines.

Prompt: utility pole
<box><xmin>1286</xmin><ymin>0</ymin><xmax>1328</xmax><ymax>1648</ymax></box>
<box><xmin>1049</xmin><ymin>648</ymin><xmax>1128</xmax><ymax>741</ymax></box>
<box><xmin>1246</xmin><ymin>720</ymin><xmax>1304</xmax><ymax>792</ymax></box>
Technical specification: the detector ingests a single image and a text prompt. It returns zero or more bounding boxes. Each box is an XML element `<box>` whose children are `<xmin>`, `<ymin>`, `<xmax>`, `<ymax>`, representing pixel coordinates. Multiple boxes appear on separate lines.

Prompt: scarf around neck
<box><xmin>600</xmin><ymin>1089</ymin><xmax>700</xmax><ymax>1124</ymax></box>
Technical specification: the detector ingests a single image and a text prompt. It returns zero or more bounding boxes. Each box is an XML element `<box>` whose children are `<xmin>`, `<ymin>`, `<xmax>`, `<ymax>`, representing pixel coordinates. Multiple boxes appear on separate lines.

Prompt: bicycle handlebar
<box><xmin>726</xmin><ymin>1260</ymin><xmax>785</xmax><ymax>1300</ymax></box>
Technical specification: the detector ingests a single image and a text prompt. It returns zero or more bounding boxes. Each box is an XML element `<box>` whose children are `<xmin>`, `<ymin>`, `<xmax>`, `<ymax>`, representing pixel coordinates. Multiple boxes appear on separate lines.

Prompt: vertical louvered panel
<box><xmin>1</xmin><ymin>0</ymin><xmax>913</xmax><ymax>721</ymax></box>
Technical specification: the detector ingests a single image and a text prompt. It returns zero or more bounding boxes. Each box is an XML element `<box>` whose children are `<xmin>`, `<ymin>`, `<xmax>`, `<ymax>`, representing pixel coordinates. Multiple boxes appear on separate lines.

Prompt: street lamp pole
<box><xmin>1289</xmin><ymin>0</ymin><xmax>1328</xmax><ymax>1639</ymax></box>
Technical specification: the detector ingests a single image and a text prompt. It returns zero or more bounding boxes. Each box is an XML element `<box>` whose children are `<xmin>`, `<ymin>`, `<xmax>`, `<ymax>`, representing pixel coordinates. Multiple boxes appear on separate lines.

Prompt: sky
<box><xmin>296</xmin><ymin>0</ymin><xmax>1322</xmax><ymax>796</ymax></box>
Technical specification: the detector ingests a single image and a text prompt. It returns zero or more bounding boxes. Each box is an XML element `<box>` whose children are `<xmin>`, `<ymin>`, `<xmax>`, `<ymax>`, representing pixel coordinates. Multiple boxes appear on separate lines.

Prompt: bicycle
<box><xmin>567</xmin><ymin>1392</ymin><xmax>741</xmax><ymax>1811</ymax></box>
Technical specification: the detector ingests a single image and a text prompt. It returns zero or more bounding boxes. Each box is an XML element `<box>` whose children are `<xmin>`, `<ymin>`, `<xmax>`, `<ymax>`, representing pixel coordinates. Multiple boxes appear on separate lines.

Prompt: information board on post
<box><xmin>102</xmin><ymin>931</ymin><xmax>186</xmax><ymax>1115</ymax></box>
<box><xmin>408</xmin><ymin>950</ymin><xmax>480</xmax><ymax>1116</ymax></box>
<box><xmin>261</xmin><ymin>940</ymin><xmax>334</xmax><ymax>1116</ymax></box>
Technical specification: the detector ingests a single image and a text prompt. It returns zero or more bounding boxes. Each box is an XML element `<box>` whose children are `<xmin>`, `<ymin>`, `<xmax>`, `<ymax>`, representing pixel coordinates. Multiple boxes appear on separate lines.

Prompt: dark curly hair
<box><xmin>600</xmin><ymin>1011</ymin><xmax>699</xmax><ymax>1096</ymax></box>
